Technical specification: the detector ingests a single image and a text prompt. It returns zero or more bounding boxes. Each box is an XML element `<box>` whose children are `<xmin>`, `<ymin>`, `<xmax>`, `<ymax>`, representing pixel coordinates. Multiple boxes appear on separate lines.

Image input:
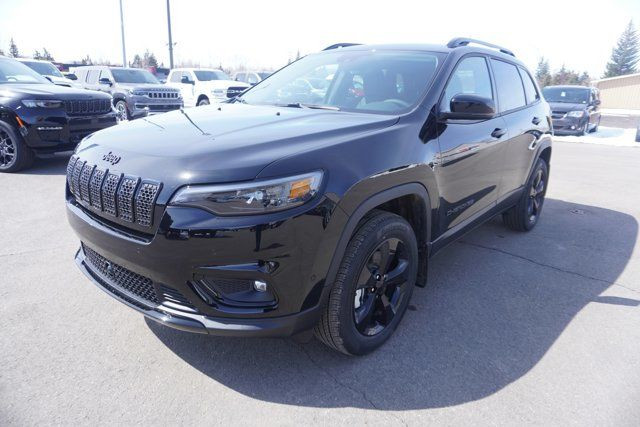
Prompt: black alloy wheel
<box><xmin>0</xmin><ymin>127</ymin><xmax>17</xmax><ymax>169</ymax></box>
<box><xmin>527</xmin><ymin>168</ymin><xmax>545</xmax><ymax>223</ymax></box>
<box><xmin>353</xmin><ymin>237</ymin><xmax>411</xmax><ymax>336</ymax></box>
<box><xmin>315</xmin><ymin>210</ymin><xmax>418</xmax><ymax>355</ymax></box>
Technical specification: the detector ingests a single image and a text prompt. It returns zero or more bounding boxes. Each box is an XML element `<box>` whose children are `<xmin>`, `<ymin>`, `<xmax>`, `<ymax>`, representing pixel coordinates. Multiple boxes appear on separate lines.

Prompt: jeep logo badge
<box><xmin>104</xmin><ymin>261</ymin><xmax>115</xmax><ymax>277</ymax></box>
<box><xmin>102</xmin><ymin>151</ymin><xmax>121</xmax><ymax>166</ymax></box>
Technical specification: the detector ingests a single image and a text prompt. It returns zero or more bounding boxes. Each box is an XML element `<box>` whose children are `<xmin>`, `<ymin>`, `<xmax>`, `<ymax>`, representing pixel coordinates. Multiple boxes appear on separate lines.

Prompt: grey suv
<box><xmin>73</xmin><ymin>66</ymin><xmax>183</xmax><ymax>121</ymax></box>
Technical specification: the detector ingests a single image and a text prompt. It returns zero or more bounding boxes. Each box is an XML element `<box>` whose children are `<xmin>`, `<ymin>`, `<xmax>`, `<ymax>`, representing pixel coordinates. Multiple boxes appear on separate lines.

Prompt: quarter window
<box><xmin>518</xmin><ymin>67</ymin><xmax>539</xmax><ymax>105</ymax></box>
<box><xmin>441</xmin><ymin>56</ymin><xmax>493</xmax><ymax>113</ymax></box>
<box><xmin>169</xmin><ymin>71</ymin><xmax>182</xmax><ymax>83</ymax></box>
<box><xmin>86</xmin><ymin>69</ymin><xmax>99</xmax><ymax>84</ymax></box>
<box><xmin>491</xmin><ymin>59</ymin><xmax>526</xmax><ymax>112</ymax></box>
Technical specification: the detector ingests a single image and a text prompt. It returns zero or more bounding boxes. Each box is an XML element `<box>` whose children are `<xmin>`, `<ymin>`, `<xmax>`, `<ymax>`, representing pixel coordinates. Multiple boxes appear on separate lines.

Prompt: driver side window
<box><xmin>441</xmin><ymin>57</ymin><xmax>493</xmax><ymax>112</ymax></box>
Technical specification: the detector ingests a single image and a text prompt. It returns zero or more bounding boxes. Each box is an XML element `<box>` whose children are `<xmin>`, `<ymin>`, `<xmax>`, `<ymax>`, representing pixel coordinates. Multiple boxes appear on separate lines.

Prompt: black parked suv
<box><xmin>66</xmin><ymin>39</ymin><xmax>552</xmax><ymax>355</ymax></box>
<box><xmin>543</xmin><ymin>85</ymin><xmax>601</xmax><ymax>135</ymax></box>
<box><xmin>0</xmin><ymin>56</ymin><xmax>117</xmax><ymax>172</ymax></box>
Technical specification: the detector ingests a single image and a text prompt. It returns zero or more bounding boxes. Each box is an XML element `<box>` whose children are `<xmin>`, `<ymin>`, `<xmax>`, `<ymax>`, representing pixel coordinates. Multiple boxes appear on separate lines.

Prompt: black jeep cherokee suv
<box><xmin>66</xmin><ymin>38</ymin><xmax>552</xmax><ymax>355</ymax></box>
<box><xmin>0</xmin><ymin>56</ymin><xmax>117</xmax><ymax>172</ymax></box>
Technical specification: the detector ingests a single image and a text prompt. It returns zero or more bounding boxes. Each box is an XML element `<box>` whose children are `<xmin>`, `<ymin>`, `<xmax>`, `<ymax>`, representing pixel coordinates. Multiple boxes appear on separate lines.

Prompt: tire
<box><xmin>577</xmin><ymin>120</ymin><xmax>588</xmax><ymax>136</ymax></box>
<box><xmin>114</xmin><ymin>100</ymin><xmax>129</xmax><ymax>122</ymax></box>
<box><xmin>502</xmin><ymin>158</ymin><xmax>548</xmax><ymax>232</ymax></box>
<box><xmin>314</xmin><ymin>210</ymin><xmax>418</xmax><ymax>355</ymax></box>
<box><xmin>197</xmin><ymin>97</ymin><xmax>210</xmax><ymax>106</ymax></box>
<box><xmin>0</xmin><ymin>120</ymin><xmax>35</xmax><ymax>173</ymax></box>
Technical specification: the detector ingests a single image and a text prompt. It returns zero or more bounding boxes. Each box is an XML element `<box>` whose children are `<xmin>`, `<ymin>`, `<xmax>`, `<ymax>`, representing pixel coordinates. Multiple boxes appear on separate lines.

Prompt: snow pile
<box><xmin>553</xmin><ymin>126</ymin><xmax>639</xmax><ymax>147</ymax></box>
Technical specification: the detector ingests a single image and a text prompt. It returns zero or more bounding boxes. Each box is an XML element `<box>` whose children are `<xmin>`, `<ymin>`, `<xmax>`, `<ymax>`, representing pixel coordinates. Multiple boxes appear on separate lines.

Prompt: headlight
<box><xmin>170</xmin><ymin>171</ymin><xmax>323</xmax><ymax>216</ymax></box>
<box><xmin>22</xmin><ymin>99</ymin><xmax>63</xmax><ymax>108</ymax></box>
<box><xmin>132</xmin><ymin>90</ymin><xmax>147</xmax><ymax>96</ymax></box>
<box><xmin>566</xmin><ymin>110</ymin><xmax>585</xmax><ymax>118</ymax></box>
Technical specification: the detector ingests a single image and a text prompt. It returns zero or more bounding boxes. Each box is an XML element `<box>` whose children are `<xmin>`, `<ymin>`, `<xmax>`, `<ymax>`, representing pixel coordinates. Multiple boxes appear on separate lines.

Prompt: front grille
<box><xmin>226</xmin><ymin>86</ymin><xmax>247</xmax><ymax>98</ymax></box>
<box><xmin>148</xmin><ymin>91</ymin><xmax>179</xmax><ymax>99</ymax></box>
<box><xmin>65</xmin><ymin>99</ymin><xmax>112</xmax><ymax>115</ymax></box>
<box><xmin>66</xmin><ymin>155</ymin><xmax>162</xmax><ymax>228</ymax></box>
<box><xmin>83</xmin><ymin>244</ymin><xmax>159</xmax><ymax>305</ymax></box>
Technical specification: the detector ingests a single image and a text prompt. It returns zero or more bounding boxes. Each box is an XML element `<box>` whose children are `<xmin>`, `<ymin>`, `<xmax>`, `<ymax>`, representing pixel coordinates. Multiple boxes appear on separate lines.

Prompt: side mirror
<box><xmin>99</xmin><ymin>77</ymin><xmax>113</xmax><ymax>86</ymax></box>
<box><xmin>66</xmin><ymin>73</ymin><xmax>78</xmax><ymax>81</ymax></box>
<box><xmin>594</xmin><ymin>99</ymin><xmax>601</xmax><ymax>106</ymax></box>
<box><xmin>44</xmin><ymin>76</ymin><xmax>53</xmax><ymax>83</ymax></box>
<box><xmin>181</xmin><ymin>76</ymin><xmax>194</xmax><ymax>85</ymax></box>
<box><xmin>441</xmin><ymin>94</ymin><xmax>496</xmax><ymax>120</ymax></box>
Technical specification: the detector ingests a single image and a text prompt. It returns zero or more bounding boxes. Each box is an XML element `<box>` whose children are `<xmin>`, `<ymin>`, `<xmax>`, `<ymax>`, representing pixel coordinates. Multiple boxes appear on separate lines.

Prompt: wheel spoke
<box><xmin>354</xmin><ymin>293</ymin><xmax>376</xmax><ymax>333</ymax></box>
<box><xmin>376</xmin><ymin>241</ymin><xmax>391</xmax><ymax>274</ymax></box>
<box><xmin>355</xmin><ymin>266</ymin><xmax>374</xmax><ymax>289</ymax></box>
<box><xmin>384</xmin><ymin>259</ymin><xmax>408</xmax><ymax>286</ymax></box>
<box><xmin>535</xmin><ymin>179</ymin><xmax>545</xmax><ymax>194</ymax></box>
<box><xmin>379</xmin><ymin>294</ymin><xmax>396</xmax><ymax>325</ymax></box>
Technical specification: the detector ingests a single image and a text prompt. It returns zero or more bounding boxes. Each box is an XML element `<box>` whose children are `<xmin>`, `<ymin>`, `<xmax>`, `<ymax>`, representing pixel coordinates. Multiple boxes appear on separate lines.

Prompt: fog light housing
<box><xmin>253</xmin><ymin>280</ymin><xmax>268</xmax><ymax>292</ymax></box>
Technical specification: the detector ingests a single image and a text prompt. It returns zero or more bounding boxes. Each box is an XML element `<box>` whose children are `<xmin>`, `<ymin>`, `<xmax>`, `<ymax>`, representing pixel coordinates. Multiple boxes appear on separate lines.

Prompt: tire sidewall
<box><xmin>0</xmin><ymin>121</ymin><xmax>26</xmax><ymax>172</ymax></box>
<box><xmin>523</xmin><ymin>159</ymin><xmax>548</xmax><ymax>230</ymax></box>
<box><xmin>336</xmin><ymin>216</ymin><xmax>418</xmax><ymax>355</ymax></box>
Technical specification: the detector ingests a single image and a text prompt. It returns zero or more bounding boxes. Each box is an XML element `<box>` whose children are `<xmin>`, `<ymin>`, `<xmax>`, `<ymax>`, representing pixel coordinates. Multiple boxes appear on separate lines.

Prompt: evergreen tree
<box><xmin>81</xmin><ymin>55</ymin><xmax>93</xmax><ymax>65</ymax></box>
<box><xmin>33</xmin><ymin>49</ymin><xmax>42</xmax><ymax>60</ymax></box>
<box><xmin>535</xmin><ymin>57</ymin><xmax>552</xmax><ymax>87</ymax></box>
<box><xmin>42</xmin><ymin>48</ymin><xmax>54</xmax><ymax>61</ymax></box>
<box><xmin>131</xmin><ymin>54</ymin><xmax>143</xmax><ymax>68</ymax></box>
<box><xmin>142</xmin><ymin>50</ymin><xmax>158</xmax><ymax>68</ymax></box>
<box><xmin>9</xmin><ymin>38</ymin><xmax>19</xmax><ymax>58</ymax></box>
<box><xmin>0</xmin><ymin>48</ymin><xmax>5</xmax><ymax>56</ymax></box>
<box><xmin>604</xmin><ymin>21</ymin><xmax>639</xmax><ymax>77</ymax></box>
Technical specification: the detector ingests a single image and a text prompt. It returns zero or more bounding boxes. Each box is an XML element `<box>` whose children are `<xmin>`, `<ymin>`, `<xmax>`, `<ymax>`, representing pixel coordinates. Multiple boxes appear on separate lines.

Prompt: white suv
<box><xmin>166</xmin><ymin>68</ymin><xmax>250</xmax><ymax>107</ymax></box>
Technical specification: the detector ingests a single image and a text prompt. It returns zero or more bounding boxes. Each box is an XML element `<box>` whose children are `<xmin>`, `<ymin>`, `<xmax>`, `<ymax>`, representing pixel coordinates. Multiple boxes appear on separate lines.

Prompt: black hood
<box><xmin>1</xmin><ymin>83</ymin><xmax>112</xmax><ymax>100</ymax></box>
<box><xmin>75</xmin><ymin>103</ymin><xmax>398</xmax><ymax>197</ymax></box>
<box><xmin>547</xmin><ymin>101</ymin><xmax>588</xmax><ymax>112</ymax></box>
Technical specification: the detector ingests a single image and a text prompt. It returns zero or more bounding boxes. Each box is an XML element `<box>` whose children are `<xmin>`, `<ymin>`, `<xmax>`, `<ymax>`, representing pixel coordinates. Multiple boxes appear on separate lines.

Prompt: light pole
<box><xmin>119</xmin><ymin>0</ymin><xmax>127</xmax><ymax>66</ymax></box>
<box><xmin>166</xmin><ymin>0</ymin><xmax>174</xmax><ymax>69</ymax></box>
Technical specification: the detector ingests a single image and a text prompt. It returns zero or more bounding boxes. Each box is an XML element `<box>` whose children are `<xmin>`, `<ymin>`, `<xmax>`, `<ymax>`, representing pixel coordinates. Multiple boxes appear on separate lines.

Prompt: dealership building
<box><xmin>593</xmin><ymin>72</ymin><xmax>640</xmax><ymax>110</ymax></box>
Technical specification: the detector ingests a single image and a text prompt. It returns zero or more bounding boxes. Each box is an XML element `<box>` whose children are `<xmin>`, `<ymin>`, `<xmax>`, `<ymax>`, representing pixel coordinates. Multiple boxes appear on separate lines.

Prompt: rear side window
<box><xmin>169</xmin><ymin>71</ymin><xmax>181</xmax><ymax>83</ymax></box>
<box><xmin>491</xmin><ymin>59</ymin><xmax>526</xmax><ymax>112</ymax></box>
<box><xmin>86</xmin><ymin>69</ymin><xmax>99</xmax><ymax>84</ymax></box>
<box><xmin>441</xmin><ymin>56</ymin><xmax>493</xmax><ymax>112</ymax></box>
<box><xmin>518</xmin><ymin>67</ymin><xmax>539</xmax><ymax>105</ymax></box>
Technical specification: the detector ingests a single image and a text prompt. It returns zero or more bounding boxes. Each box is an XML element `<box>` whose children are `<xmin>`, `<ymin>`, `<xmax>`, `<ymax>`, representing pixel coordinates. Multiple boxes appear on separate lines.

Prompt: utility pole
<box><xmin>166</xmin><ymin>0</ymin><xmax>174</xmax><ymax>69</ymax></box>
<box><xmin>119</xmin><ymin>0</ymin><xmax>127</xmax><ymax>66</ymax></box>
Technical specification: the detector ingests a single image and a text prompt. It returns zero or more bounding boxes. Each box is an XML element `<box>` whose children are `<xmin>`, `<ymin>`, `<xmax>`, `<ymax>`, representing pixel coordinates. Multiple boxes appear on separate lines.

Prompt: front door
<box><xmin>435</xmin><ymin>55</ymin><xmax>508</xmax><ymax>233</ymax></box>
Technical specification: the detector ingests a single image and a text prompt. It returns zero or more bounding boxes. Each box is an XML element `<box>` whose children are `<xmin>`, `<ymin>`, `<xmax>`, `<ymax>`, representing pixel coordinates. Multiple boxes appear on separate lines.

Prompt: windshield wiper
<box><xmin>275</xmin><ymin>102</ymin><xmax>340</xmax><ymax>111</ymax></box>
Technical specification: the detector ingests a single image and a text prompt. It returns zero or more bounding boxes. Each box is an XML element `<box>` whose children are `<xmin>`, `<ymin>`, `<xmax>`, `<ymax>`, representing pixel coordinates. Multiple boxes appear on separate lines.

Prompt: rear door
<box><xmin>491</xmin><ymin>60</ymin><xmax>547</xmax><ymax>198</ymax></box>
<box><xmin>435</xmin><ymin>55</ymin><xmax>508</xmax><ymax>232</ymax></box>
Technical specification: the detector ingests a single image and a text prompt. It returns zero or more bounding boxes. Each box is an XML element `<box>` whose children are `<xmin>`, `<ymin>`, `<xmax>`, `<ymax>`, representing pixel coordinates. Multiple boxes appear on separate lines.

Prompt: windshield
<box><xmin>0</xmin><ymin>58</ymin><xmax>51</xmax><ymax>84</ymax></box>
<box><xmin>111</xmin><ymin>68</ymin><xmax>159</xmax><ymax>84</ymax></box>
<box><xmin>240</xmin><ymin>50</ymin><xmax>444</xmax><ymax>114</ymax></box>
<box><xmin>258</xmin><ymin>72</ymin><xmax>271</xmax><ymax>80</ymax></box>
<box><xmin>21</xmin><ymin>61</ymin><xmax>64</xmax><ymax>77</ymax></box>
<box><xmin>194</xmin><ymin>70</ymin><xmax>230</xmax><ymax>81</ymax></box>
<box><xmin>542</xmin><ymin>87</ymin><xmax>590</xmax><ymax>104</ymax></box>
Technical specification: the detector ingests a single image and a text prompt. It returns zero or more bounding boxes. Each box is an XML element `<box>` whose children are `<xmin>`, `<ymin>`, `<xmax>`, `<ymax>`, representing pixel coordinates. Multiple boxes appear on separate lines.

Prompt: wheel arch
<box><xmin>197</xmin><ymin>94</ymin><xmax>209</xmax><ymax>104</ymax></box>
<box><xmin>325</xmin><ymin>183</ymin><xmax>432</xmax><ymax>292</ymax></box>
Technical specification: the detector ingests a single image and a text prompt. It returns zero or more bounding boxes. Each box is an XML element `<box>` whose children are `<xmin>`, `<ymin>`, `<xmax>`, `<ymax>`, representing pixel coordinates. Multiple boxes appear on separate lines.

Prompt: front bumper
<box><xmin>127</xmin><ymin>96</ymin><xmax>183</xmax><ymax>119</ymax></box>
<box><xmin>74</xmin><ymin>247</ymin><xmax>324</xmax><ymax>336</ymax></box>
<box><xmin>20</xmin><ymin>111</ymin><xmax>118</xmax><ymax>152</ymax></box>
<box><xmin>66</xmin><ymin>191</ymin><xmax>344</xmax><ymax>337</ymax></box>
<box><xmin>551</xmin><ymin>116</ymin><xmax>585</xmax><ymax>135</ymax></box>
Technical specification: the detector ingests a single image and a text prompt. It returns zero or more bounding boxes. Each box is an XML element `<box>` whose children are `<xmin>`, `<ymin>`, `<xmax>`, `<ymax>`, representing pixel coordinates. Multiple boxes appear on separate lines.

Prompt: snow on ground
<box><xmin>553</xmin><ymin>126</ymin><xmax>639</xmax><ymax>147</ymax></box>
<box><xmin>600</xmin><ymin>108</ymin><xmax>640</xmax><ymax>116</ymax></box>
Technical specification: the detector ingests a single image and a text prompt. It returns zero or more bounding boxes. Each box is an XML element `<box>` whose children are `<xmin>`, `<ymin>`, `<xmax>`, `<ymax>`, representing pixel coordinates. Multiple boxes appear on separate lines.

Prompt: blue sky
<box><xmin>1</xmin><ymin>0</ymin><xmax>639</xmax><ymax>76</ymax></box>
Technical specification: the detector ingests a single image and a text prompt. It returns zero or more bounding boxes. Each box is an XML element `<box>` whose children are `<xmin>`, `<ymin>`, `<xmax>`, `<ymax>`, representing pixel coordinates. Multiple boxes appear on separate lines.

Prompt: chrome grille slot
<box><xmin>102</xmin><ymin>173</ymin><xmax>122</xmax><ymax>216</ymax></box>
<box><xmin>79</xmin><ymin>163</ymin><xmax>94</xmax><ymax>203</ymax></box>
<box><xmin>65</xmin><ymin>99</ymin><xmax>112</xmax><ymax>115</ymax></box>
<box><xmin>89</xmin><ymin>168</ymin><xmax>106</xmax><ymax>210</ymax></box>
<box><xmin>117</xmin><ymin>177</ymin><xmax>139</xmax><ymax>222</ymax></box>
<box><xmin>66</xmin><ymin>155</ymin><xmax>78</xmax><ymax>193</ymax></box>
<box><xmin>135</xmin><ymin>182</ymin><xmax>160</xmax><ymax>227</ymax></box>
<box><xmin>72</xmin><ymin>160</ymin><xmax>86</xmax><ymax>199</ymax></box>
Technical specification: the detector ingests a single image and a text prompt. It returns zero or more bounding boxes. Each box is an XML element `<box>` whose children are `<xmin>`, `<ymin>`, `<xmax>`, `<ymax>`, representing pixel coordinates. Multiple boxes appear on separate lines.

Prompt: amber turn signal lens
<box><xmin>289</xmin><ymin>178</ymin><xmax>312</xmax><ymax>199</ymax></box>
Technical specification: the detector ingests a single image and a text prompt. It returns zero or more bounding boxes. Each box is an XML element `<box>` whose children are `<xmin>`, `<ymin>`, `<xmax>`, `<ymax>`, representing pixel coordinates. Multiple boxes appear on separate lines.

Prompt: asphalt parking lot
<box><xmin>1</xmin><ymin>140</ymin><xmax>639</xmax><ymax>426</ymax></box>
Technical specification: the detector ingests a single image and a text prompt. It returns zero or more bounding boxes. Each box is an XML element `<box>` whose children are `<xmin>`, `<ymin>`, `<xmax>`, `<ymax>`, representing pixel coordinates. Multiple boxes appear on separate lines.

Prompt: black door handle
<box><xmin>491</xmin><ymin>128</ymin><xmax>507</xmax><ymax>138</ymax></box>
<box><xmin>532</xmin><ymin>117</ymin><xmax>541</xmax><ymax>125</ymax></box>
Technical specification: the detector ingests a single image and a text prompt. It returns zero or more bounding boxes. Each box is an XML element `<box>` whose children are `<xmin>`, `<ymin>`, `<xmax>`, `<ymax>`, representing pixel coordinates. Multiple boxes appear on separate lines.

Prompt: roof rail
<box><xmin>323</xmin><ymin>43</ymin><xmax>361</xmax><ymax>51</ymax></box>
<box><xmin>446</xmin><ymin>37</ymin><xmax>515</xmax><ymax>57</ymax></box>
